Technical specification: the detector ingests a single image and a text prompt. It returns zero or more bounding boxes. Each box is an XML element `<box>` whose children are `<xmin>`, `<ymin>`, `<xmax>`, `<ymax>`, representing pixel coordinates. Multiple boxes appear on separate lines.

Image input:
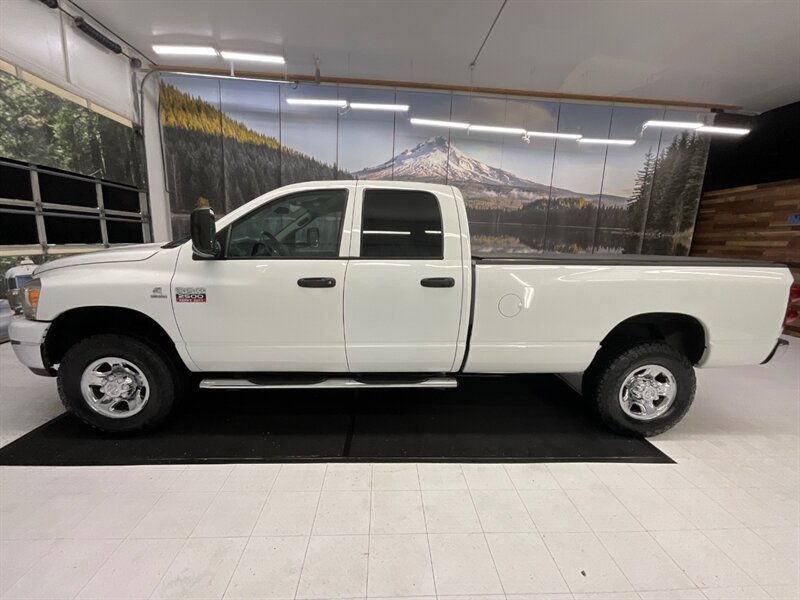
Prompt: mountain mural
<box><xmin>355</xmin><ymin>136</ymin><xmax>628</xmax><ymax>206</ymax></box>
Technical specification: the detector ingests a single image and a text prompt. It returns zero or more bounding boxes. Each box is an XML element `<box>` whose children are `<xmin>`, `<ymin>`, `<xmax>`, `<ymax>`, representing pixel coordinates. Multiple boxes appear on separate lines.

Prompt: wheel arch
<box><xmin>44</xmin><ymin>306</ymin><xmax>184</xmax><ymax>369</ymax></box>
<box><xmin>597</xmin><ymin>312</ymin><xmax>707</xmax><ymax>366</ymax></box>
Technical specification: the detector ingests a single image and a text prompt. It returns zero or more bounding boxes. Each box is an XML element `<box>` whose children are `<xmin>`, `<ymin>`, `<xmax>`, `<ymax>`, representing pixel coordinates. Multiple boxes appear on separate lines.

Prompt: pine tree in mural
<box><xmin>625</xmin><ymin>132</ymin><xmax>709</xmax><ymax>254</ymax></box>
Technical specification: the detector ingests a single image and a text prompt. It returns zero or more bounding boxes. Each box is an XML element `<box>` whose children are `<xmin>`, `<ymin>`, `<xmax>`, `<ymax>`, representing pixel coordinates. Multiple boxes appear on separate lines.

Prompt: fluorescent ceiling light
<box><xmin>579</xmin><ymin>138</ymin><xmax>636</xmax><ymax>146</ymax></box>
<box><xmin>349</xmin><ymin>102</ymin><xmax>409</xmax><ymax>111</ymax></box>
<box><xmin>410</xmin><ymin>118</ymin><xmax>470</xmax><ymax>130</ymax></box>
<box><xmin>220</xmin><ymin>51</ymin><xmax>285</xmax><ymax>64</ymax></box>
<box><xmin>153</xmin><ymin>45</ymin><xmax>217</xmax><ymax>56</ymax></box>
<box><xmin>644</xmin><ymin>120</ymin><xmax>703</xmax><ymax>129</ymax></box>
<box><xmin>469</xmin><ymin>125</ymin><xmax>526</xmax><ymax>135</ymax></box>
<box><xmin>527</xmin><ymin>131</ymin><xmax>582</xmax><ymax>140</ymax></box>
<box><xmin>696</xmin><ymin>126</ymin><xmax>750</xmax><ymax>135</ymax></box>
<box><xmin>286</xmin><ymin>98</ymin><xmax>347</xmax><ymax>107</ymax></box>
<box><xmin>169</xmin><ymin>71</ymin><xmax>295</xmax><ymax>84</ymax></box>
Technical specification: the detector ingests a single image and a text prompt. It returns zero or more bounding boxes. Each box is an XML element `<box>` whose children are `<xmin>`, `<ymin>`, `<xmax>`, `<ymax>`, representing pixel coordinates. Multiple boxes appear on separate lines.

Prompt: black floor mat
<box><xmin>0</xmin><ymin>375</ymin><xmax>672</xmax><ymax>465</ymax></box>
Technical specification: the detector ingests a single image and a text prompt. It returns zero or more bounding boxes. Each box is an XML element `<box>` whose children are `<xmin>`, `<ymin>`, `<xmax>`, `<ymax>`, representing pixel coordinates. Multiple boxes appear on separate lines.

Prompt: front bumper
<box><xmin>761</xmin><ymin>337</ymin><xmax>789</xmax><ymax>365</ymax></box>
<box><xmin>9</xmin><ymin>317</ymin><xmax>54</xmax><ymax>376</ymax></box>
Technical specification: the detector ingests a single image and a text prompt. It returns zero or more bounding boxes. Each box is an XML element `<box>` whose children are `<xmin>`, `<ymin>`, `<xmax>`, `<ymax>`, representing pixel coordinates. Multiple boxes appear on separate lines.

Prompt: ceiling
<box><xmin>73</xmin><ymin>0</ymin><xmax>800</xmax><ymax>114</ymax></box>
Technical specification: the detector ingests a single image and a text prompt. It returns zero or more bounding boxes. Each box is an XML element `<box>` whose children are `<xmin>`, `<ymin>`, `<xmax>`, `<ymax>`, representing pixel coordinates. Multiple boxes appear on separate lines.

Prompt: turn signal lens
<box><xmin>21</xmin><ymin>278</ymin><xmax>41</xmax><ymax>320</ymax></box>
<box><xmin>785</xmin><ymin>283</ymin><xmax>800</xmax><ymax>327</ymax></box>
<box><xmin>789</xmin><ymin>283</ymin><xmax>800</xmax><ymax>304</ymax></box>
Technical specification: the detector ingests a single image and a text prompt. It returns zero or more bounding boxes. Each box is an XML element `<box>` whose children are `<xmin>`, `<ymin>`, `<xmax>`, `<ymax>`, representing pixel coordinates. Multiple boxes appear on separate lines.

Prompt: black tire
<box><xmin>57</xmin><ymin>334</ymin><xmax>178</xmax><ymax>434</ymax></box>
<box><xmin>589</xmin><ymin>341</ymin><xmax>696</xmax><ymax>437</ymax></box>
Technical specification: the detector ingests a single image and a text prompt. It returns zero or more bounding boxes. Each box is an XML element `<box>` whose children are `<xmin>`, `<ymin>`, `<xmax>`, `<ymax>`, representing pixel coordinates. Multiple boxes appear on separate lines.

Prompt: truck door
<box><xmin>344</xmin><ymin>185</ymin><xmax>466</xmax><ymax>372</ymax></box>
<box><xmin>172</xmin><ymin>184</ymin><xmax>354</xmax><ymax>371</ymax></box>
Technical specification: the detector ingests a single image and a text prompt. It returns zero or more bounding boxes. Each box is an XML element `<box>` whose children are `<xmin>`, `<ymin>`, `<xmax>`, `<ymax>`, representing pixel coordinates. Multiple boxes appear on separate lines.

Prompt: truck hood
<box><xmin>35</xmin><ymin>243</ymin><xmax>165</xmax><ymax>275</ymax></box>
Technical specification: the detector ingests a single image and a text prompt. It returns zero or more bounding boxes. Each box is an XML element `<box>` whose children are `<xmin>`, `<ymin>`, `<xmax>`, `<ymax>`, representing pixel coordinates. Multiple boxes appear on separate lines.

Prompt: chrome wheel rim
<box><xmin>80</xmin><ymin>357</ymin><xmax>150</xmax><ymax>419</ymax></box>
<box><xmin>619</xmin><ymin>364</ymin><xmax>677</xmax><ymax>421</ymax></box>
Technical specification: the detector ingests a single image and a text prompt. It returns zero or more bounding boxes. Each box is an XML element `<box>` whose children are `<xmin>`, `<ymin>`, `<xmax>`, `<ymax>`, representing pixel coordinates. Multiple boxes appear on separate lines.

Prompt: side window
<box><xmin>360</xmin><ymin>189</ymin><xmax>443</xmax><ymax>259</ymax></box>
<box><xmin>227</xmin><ymin>189</ymin><xmax>348</xmax><ymax>258</ymax></box>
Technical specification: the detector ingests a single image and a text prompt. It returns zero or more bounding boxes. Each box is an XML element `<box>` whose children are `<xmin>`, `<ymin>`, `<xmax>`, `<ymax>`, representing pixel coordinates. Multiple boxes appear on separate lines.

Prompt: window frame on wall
<box><xmin>0</xmin><ymin>158</ymin><xmax>151</xmax><ymax>254</ymax></box>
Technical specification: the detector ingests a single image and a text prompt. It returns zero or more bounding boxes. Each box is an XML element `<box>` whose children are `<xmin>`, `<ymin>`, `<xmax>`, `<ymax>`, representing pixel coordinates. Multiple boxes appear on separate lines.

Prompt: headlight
<box><xmin>21</xmin><ymin>278</ymin><xmax>41</xmax><ymax>320</ymax></box>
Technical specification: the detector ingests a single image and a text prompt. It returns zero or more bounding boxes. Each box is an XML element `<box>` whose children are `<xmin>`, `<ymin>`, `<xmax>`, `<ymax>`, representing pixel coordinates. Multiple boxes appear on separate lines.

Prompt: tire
<box><xmin>57</xmin><ymin>334</ymin><xmax>178</xmax><ymax>434</ymax></box>
<box><xmin>589</xmin><ymin>341</ymin><xmax>696</xmax><ymax>437</ymax></box>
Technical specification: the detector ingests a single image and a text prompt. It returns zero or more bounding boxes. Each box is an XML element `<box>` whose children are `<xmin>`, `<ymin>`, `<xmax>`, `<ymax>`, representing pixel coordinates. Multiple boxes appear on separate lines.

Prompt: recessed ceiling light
<box><xmin>469</xmin><ymin>125</ymin><xmax>526</xmax><ymax>135</ymax></box>
<box><xmin>410</xmin><ymin>118</ymin><xmax>470</xmax><ymax>130</ymax></box>
<box><xmin>152</xmin><ymin>45</ymin><xmax>218</xmax><ymax>56</ymax></box>
<box><xmin>219</xmin><ymin>51</ymin><xmax>285</xmax><ymax>64</ymax></box>
<box><xmin>349</xmin><ymin>103</ymin><xmax>409</xmax><ymax>111</ymax></box>
<box><xmin>527</xmin><ymin>131</ymin><xmax>582</xmax><ymax>140</ymax></box>
<box><xmin>286</xmin><ymin>98</ymin><xmax>347</xmax><ymax>107</ymax></box>
<box><xmin>644</xmin><ymin>120</ymin><xmax>703</xmax><ymax>129</ymax></box>
<box><xmin>696</xmin><ymin>126</ymin><xmax>750</xmax><ymax>135</ymax></box>
<box><xmin>579</xmin><ymin>138</ymin><xmax>636</xmax><ymax>145</ymax></box>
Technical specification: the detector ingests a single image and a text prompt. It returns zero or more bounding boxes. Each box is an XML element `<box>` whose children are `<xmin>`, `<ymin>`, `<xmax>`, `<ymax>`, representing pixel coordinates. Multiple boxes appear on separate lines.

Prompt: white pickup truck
<box><xmin>9</xmin><ymin>180</ymin><xmax>795</xmax><ymax>437</ymax></box>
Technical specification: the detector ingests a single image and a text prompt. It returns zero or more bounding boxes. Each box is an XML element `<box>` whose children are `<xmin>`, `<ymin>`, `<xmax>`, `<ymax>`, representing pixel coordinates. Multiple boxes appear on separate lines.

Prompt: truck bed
<box><xmin>473</xmin><ymin>253</ymin><xmax>783</xmax><ymax>268</ymax></box>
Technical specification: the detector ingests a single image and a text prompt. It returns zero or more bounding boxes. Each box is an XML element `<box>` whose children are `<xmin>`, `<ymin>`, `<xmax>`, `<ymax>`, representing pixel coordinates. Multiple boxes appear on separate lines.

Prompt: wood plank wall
<box><xmin>691</xmin><ymin>179</ymin><xmax>800</xmax><ymax>337</ymax></box>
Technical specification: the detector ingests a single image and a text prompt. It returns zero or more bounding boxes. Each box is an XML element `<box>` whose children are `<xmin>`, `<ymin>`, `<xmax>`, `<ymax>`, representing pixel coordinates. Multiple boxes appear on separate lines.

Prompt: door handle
<box><xmin>421</xmin><ymin>277</ymin><xmax>455</xmax><ymax>288</ymax></box>
<box><xmin>297</xmin><ymin>277</ymin><xmax>336</xmax><ymax>288</ymax></box>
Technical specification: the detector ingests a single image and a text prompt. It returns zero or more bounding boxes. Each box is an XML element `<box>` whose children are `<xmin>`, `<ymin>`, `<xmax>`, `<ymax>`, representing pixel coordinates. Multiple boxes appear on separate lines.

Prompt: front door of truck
<box><xmin>172</xmin><ymin>185</ymin><xmax>355</xmax><ymax>372</ymax></box>
<box><xmin>343</xmin><ymin>185</ymin><xmax>466</xmax><ymax>372</ymax></box>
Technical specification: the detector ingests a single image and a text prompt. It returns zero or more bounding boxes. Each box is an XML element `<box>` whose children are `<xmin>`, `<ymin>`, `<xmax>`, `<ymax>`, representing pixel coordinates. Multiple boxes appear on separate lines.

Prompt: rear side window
<box><xmin>360</xmin><ymin>189</ymin><xmax>443</xmax><ymax>258</ymax></box>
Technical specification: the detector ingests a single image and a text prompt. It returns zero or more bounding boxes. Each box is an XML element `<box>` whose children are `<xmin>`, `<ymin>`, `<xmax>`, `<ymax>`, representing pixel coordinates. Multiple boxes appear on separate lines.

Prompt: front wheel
<box><xmin>57</xmin><ymin>334</ymin><xmax>178</xmax><ymax>434</ymax></box>
<box><xmin>587</xmin><ymin>341</ymin><xmax>696</xmax><ymax>437</ymax></box>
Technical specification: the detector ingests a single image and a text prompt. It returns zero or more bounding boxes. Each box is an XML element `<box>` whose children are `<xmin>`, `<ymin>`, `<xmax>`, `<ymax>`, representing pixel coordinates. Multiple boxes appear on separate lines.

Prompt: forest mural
<box><xmin>0</xmin><ymin>71</ymin><xmax>142</xmax><ymax>187</ymax></box>
<box><xmin>159</xmin><ymin>74</ymin><xmax>712</xmax><ymax>254</ymax></box>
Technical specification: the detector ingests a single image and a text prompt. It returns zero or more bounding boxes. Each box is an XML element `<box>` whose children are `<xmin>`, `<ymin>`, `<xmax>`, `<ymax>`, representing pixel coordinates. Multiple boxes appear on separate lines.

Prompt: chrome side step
<box><xmin>199</xmin><ymin>376</ymin><xmax>458</xmax><ymax>390</ymax></box>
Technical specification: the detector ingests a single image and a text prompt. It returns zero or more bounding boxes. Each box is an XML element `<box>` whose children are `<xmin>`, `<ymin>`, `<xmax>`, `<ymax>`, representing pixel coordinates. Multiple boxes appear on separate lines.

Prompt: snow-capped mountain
<box><xmin>354</xmin><ymin>136</ymin><xmax>627</xmax><ymax>205</ymax></box>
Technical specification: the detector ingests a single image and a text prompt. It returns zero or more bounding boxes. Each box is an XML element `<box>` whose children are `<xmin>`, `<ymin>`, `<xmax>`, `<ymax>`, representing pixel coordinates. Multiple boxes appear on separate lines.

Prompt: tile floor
<box><xmin>0</xmin><ymin>341</ymin><xmax>798</xmax><ymax>600</ymax></box>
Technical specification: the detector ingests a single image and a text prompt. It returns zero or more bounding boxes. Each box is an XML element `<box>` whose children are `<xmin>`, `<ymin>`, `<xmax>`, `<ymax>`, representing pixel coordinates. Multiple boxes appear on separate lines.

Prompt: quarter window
<box><xmin>227</xmin><ymin>189</ymin><xmax>348</xmax><ymax>258</ymax></box>
<box><xmin>360</xmin><ymin>189</ymin><xmax>443</xmax><ymax>258</ymax></box>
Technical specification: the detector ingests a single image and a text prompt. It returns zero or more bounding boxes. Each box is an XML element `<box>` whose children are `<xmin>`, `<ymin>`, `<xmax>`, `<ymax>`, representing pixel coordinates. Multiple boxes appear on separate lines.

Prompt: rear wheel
<box><xmin>586</xmin><ymin>341</ymin><xmax>696</xmax><ymax>437</ymax></box>
<box><xmin>57</xmin><ymin>334</ymin><xmax>178</xmax><ymax>433</ymax></box>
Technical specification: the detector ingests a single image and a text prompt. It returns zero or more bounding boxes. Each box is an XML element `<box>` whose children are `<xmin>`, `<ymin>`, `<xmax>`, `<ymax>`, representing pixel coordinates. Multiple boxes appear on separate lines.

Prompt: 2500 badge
<box><xmin>176</xmin><ymin>287</ymin><xmax>207</xmax><ymax>303</ymax></box>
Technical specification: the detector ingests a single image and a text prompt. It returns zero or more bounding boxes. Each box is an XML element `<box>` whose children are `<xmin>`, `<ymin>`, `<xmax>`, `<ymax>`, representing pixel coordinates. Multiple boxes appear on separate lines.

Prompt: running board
<box><xmin>199</xmin><ymin>376</ymin><xmax>458</xmax><ymax>390</ymax></box>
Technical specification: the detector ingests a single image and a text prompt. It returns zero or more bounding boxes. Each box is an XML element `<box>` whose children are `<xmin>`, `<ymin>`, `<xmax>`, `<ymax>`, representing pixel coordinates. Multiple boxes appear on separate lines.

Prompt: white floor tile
<box><xmin>588</xmin><ymin>463</ymin><xmax>651</xmax><ymax>489</ymax></box>
<box><xmin>752</xmin><ymin>526</ymin><xmax>800</xmax><ymax>564</ymax></box>
<box><xmin>542</xmin><ymin>531</ymin><xmax>633</xmax><ymax>594</ymax></box>
<box><xmin>472</xmin><ymin>490</ymin><xmax>535</xmax><ymax>532</ymax></box>
<box><xmin>191</xmin><ymin>491</ymin><xmax>266</xmax><ymax>537</ymax></box>
<box><xmin>650</xmin><ymin>530</ymin><xmax>756</xmax><ymax>588</ymax></box>
<box><xmin>631</xmin><ymin>464</ymin><xmax>696</xmax><ymax>489</ymax></box>
<box><xmin>224</xmin><ymin>536</ymin><xmax>308</xmax><ymax>599</ymax></box>
<box><xmin>3</xmin><ymin>538</ymin><xmax>119</xmax><ymax>599</ymax></box>
<box><xmin>271</xmin><ymin>463</ymin><xmax>326</xmax><ymax>491</ymax></box>
<box><xmin>428</xmin><ymin>532</ymin><xmax>504</xmax><ymax>595</ymax></box>
<box><xmin>702</xmin><ymin>487</ymin><xmax>789</xmax><ymax>528</ymax></box>
<box><xmin>367</xmin><ymin>534</ymin><xmax>435</xmax><ymax>598</ymax></box>
<box><xmin>113</xmin><ymin>465</ymin><xmax>187</xmax><ymax>493</ymax></box>
<box><xmin>220</xmin><ymin>464</ymin><xmax>280</xmax><ymax>492</ymax></box>
<box><xmin>598</xmin><ymin>531</ymin><xmax>694</xmax><ymax>591</ymax></box>
<box><xmin>372</xmin><ymin>464</ymin><xmax>419</xmax><ymax>490</ymax></box>
<box><xmin>77</xmin><ymin>538</ymin><xmax>184</xmax><ymax>599</ymax></box>
<box><xmin>504</xmin><ymin>464</ymin><xmax>561</xmax><ymax>490</ymax></box>
<box><xmin>546</xmin><ymin>464</ymin><xmax>605</xmax><ymax>490</ymax></box>
<box><xmin>129</xmin><ymin>492</ymin><xmax>216</xmax><ymax>538</ymax></box>
<box><xmin>638</xmin><ymin>590</ymin><xmax>705</xmax><ymax>599</ymax></box>
<box><xmin>519</xmin><ymin>489</ymin><xmax>591</xmax><ymax>533</ymax></box>
<box><xmin>323</xmin><ymin>463</ymin><xmax>372</xmax><ymax>491</ymax></box>
<box><xmin>296</xmin><ymin>535</ymin><xmax>368</xmax><ymax>599</ymax></box>
<box><xmin>69</xmin><ymin>492</ymin><xmax>161</xmax><ymax>539</ymax></box>
<box><xmin>421</xmin><ymin>490</ymin><xmax>482</xmax><ymax>533</ymax></box>
<box><xmin>370</xmin><ymin>490</ymin><xmax>426</xmax><ymax>534</ymax></box>
<box><xmin>701</xmin><ymin>586</ymin><xmax>771</xmax><ymax>599</ymax></box>
<box><xmin>153</xmin><ymin>537</ymin><xmax>246</xmax><ymax>599</ymax></box>
<box><xmin>612</xmin><ymin>488</ymin><xmax>695</xmax><ymax>531</ymax></box>
<box><xmin>167</xmin><ymin>464</ymin><xmax>234</xmax><ymax>492</ymax></box>
<box><xmin>0</xmin><ymin>539</ymin><xmax>54</xmax><ymax>596</ymax></box>
<box><xmin>251</xmin><ymin>490</ymin><xmax>320</xmax><ymax>536</ymax></box>
<box><xmin>703</xmin><ymin>528</ymin><xmax>800</xmax><ymax>586</ymax></box>
<box><xmin>486</xmin><ymin>532</ymin><xmax>569</xmax><ymax>594</ymax></box>
<box><xmin>313</xmin><ymin>490</ymin><xmax>370</xmax><ymax>535</ymax></box>
<box><xmin>566</xmin><ymin>489</ymin><xmax>643</xmax><ymax>532</ymax></box>
<box><xmin>462</xmin><ymin>463</ymin><xmax>515</xmax><ymax>490</ymax></box>
<box><xmin>417</xmin><ymin>463</ymin><xmax>468</xmax><ymax>490</ymax></box>
<box><xmin>658</xmin><ymin>487</ymin><xmax>743</xmax><ymax>529</ymax></box>
<box><xmin>762</xmin><ymin>584</ymin><xmax>800</xmax><ymax>599</ymax></box>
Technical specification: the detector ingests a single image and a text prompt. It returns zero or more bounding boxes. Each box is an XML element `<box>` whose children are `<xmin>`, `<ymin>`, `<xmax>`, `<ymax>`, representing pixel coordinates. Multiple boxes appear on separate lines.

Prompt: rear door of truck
<box><xmin>343</xmin><ymin>184</ymin><xmax>467</xmax><ymax>372</ymax></box>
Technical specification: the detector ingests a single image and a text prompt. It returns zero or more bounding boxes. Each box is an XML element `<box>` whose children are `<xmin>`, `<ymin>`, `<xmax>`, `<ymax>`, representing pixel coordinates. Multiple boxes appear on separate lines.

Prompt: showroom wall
<box><xmin>160</xmin><ymin>75</ymin><xmax>714</xmax><ymax>255</ymax></box>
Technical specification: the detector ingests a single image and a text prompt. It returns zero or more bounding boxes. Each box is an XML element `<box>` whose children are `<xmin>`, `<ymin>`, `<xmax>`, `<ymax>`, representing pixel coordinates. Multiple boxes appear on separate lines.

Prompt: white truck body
<box><xmin>9</xmin><ymin>180</ymin><xmax>794</xmax><ymax>435</ymax></box>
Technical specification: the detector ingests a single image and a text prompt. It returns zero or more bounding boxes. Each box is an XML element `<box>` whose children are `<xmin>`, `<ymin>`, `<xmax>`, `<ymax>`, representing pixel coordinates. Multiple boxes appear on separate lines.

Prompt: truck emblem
<box><xmin>150</xmin><ymin>287</ymin><xmax>168</xmax><ymax>299</ymax></box>
<box><xmin>176</xmin><ymin>287</ymin><xmax>207</xmax><ymax>303</ymax></box>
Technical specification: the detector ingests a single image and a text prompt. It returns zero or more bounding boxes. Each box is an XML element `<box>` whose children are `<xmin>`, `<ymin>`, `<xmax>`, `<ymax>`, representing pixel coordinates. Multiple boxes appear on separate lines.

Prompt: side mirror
<box><xmin>307</xmin><ymin>227</ymin><xmax>320</xmax><ymax>248</ymax></box>
<box><xmin>190</xmin><ymin>207</ymin><xmax>219</xmax><ymax>259</ymax></box>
